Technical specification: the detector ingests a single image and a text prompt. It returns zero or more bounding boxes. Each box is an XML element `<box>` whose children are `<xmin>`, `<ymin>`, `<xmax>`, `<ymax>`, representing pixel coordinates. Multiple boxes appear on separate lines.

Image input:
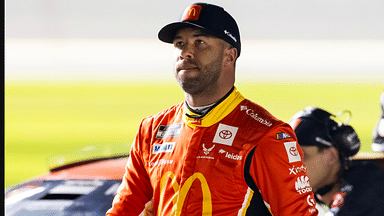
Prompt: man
<box><xmin>107</xmin><ymin>3</ymin><xmax>317</xmax><ymax>215</ymax></box>
<box><xmin>289</xmin><ymin>106</ymin><xmax>384</xmax><ymax>215</ymax></box>
<box><xmin>372</xmin><ymin>91</ymin><xmax>384</xmax><ymax>152</ymax></box>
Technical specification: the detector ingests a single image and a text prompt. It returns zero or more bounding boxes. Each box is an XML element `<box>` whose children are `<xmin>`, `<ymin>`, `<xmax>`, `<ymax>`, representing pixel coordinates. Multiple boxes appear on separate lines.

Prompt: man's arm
<box><xmin>249</xmin><ymin>124</ymin><xmax>318</xmax><ymax>215</ymax></box>
<box><xmin>106</xmin><ymin>121</ymin><xmax>154</xmax><ymax>215</ymax></box>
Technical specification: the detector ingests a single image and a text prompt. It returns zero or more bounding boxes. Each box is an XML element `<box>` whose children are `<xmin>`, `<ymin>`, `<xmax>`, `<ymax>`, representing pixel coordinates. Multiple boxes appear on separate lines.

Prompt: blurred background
<box><xmin>5</xmin><ymin>0</ymin><xmax>384</xmax><ymax>187</ymax></box>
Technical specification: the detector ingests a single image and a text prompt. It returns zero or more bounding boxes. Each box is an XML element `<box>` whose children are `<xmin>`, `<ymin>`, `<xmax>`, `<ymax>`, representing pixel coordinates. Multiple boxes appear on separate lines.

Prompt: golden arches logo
<box><xmin>189</xmin><ymin>8</ymin><xmax>197</xmax><ymax>16</ymax></box>
<box><xmin>181</xmin><ymin>5</ymin><xmax>202</xmax><ymax>21</ymax></box>
<box><xmin>158</xmin><ymin>171</ymin><xmax>212</xmax><ymax>216</ymax></box>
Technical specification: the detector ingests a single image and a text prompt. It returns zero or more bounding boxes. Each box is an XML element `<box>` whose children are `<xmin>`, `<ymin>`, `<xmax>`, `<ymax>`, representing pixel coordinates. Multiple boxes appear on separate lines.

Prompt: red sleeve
<box><xmin>249</xmin><ymin>124</ymin><xmax>318</xmax><ymax>215</ymax></box>
<box><xmin>106</xmin><ymin>120</ymin><xmax>153</xmax><ymax>216</ymax></box>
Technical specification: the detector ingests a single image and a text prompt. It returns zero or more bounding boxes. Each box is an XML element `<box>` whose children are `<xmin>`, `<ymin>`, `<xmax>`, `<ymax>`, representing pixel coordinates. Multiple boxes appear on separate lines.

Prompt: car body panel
<box><xmin>5</xmin><ymin>156</ymin><xmax>128</xmax><ymax>216</ymax></box>
<box><xmin>37</xmin><ymin>157</ymin><xmax>128</xmax><ymax>181</ymax></box>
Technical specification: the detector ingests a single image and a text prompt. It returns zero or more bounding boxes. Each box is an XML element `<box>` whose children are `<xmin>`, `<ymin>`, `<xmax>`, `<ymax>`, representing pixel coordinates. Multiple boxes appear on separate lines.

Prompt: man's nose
<box><xmin>180</xmin><ymin>44</ymin><xmax>195</xmax><ymax>59</ymax></box>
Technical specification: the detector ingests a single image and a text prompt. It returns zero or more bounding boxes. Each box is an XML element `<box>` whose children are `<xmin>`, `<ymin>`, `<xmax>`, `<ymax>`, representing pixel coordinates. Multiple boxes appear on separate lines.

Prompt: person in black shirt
<box><xmin>289</xmin><ymin>106</ymin><xmax>384</xmax><ymax>216</ymax></box>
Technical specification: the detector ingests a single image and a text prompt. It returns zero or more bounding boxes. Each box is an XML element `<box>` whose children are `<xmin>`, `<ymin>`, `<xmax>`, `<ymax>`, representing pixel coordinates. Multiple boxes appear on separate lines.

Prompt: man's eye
<box><xmin>196</xmin><ymin>40</ymin><xmax>205</xmax><ymax>45</ymax></box>
<box><xmin>174</xmin><ymin>41</ymin><xmax>184</xmax><ymax>48</ymax></box>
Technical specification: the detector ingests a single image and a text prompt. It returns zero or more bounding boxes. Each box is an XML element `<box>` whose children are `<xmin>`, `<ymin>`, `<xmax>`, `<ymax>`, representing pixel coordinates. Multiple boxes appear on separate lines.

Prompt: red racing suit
<box><xmin>107</xmin><ymin>88</ymin><xmax>318</xmax><ymax>215</ymax></box>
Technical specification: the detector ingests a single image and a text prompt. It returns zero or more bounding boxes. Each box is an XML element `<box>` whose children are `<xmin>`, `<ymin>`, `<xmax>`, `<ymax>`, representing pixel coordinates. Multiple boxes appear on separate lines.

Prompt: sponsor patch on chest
<box><xmin>219</xmin><ymin>149</ymin><xmax>242</xmax><ymax>161</ymax></box>
<box><xmin>213</xmin><ymin>123</ymin><xmax>238</xmax><ymax>146</ymax></box>
<box><xmin>156</xmin><ymin>123</ymin><xmax>182</xmax><ymax>139</ymax></box>
<box><xmin>152</xmin><ymin>142</ymin><xmax>175</xmax><ymax>154</ymax></box>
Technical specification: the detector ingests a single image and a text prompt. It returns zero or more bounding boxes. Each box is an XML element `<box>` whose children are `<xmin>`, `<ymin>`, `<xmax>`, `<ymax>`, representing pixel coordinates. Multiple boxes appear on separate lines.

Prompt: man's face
<box><xmin>172</xmin><ymin>27</ymin><xmax>227</xmax><ymax>95</ymax></box>
<box><xmin>301</xmin><ymin>146</ymin><xmax>339</xmax><ymax>192</ymax></box>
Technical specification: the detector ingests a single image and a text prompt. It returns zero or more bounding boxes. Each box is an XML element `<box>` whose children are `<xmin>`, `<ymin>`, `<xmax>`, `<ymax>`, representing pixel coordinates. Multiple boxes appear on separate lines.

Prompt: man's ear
<box><xmin>224</xmin><ymin>47</ymin><xmax>237</xmax><ymax>64</ymax></box>
<box><xmin>326</xmin><ymin>147</ymin><xmax>340</xmax><ymax>165</ymax></box>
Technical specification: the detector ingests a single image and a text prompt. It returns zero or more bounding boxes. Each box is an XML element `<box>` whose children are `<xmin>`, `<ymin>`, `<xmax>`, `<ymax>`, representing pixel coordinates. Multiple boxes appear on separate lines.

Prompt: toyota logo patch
<box><xmin>219</xmin><ymin>130</ymin><xmax>233</xmax><ymax>139</ymax></box>
<box><xmin>213</xmin><ymin>124</ymin><xmax>238</xmax><ymax>146</ymax></box>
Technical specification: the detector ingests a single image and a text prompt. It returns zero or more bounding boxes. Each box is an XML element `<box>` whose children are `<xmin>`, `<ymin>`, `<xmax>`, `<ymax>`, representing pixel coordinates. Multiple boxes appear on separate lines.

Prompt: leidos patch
<box><xmin>284</xmin><ymin>141</ymin><xmax>301</xmax><ymax>163</ymax></box>
<box><xmin>181</xmin><ymin>5</ymin><xmax>202</xmax><ymax>21</ymax></box>
<box><xmin>213</xmin><ymin>124</ymin><xmax>238</xmax><ymax>146</ymax></box>
<box><xmin>153</xmin><ymin>142</ymin><xmax>175</xmax><ymax>154</ymax></box>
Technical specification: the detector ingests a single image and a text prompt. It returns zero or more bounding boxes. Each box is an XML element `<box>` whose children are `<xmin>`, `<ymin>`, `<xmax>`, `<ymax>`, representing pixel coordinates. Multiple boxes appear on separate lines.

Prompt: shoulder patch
<box><xmin>276</xmin><ymin>132</ymin><xmax>293</xmax><ymax>140</ymax></box>
<box><xmin>284</xmin><ymin>141</ymin><xmax>301</xmax><ymax>163</ymax></box>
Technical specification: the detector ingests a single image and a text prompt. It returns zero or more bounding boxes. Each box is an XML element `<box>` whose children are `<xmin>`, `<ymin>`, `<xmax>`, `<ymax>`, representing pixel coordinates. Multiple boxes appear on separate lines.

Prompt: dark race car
<box><xmin>5</xmin><ymin>154</ymin><xmax>128</xmax><ymax>216</ymax></box>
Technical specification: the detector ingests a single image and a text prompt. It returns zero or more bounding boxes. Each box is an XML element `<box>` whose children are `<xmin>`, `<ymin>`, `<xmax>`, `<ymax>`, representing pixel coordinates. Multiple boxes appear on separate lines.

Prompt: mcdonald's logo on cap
<box><xmin>181</xmin><ymin>5</ymin><xmax>202</xmax><ymax>21</ymax></box>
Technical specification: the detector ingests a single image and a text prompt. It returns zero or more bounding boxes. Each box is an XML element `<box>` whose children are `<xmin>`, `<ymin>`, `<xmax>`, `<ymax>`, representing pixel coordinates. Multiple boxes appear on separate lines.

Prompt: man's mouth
<box><xmin>179</xmin><ymin>66</ymin><xmax>198</xmax><ymax>71</ymax></box>
<box><xmin>176</xmin><ymin>61</ymin><xmax>199</xmax><ymax>72</ymax></box>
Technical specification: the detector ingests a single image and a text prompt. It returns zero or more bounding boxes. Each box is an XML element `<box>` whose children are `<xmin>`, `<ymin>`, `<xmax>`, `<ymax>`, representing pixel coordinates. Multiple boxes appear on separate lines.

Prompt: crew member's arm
<box><xmin>249</xmin><ymin>124</ymin><xmax>318</xmax><ymax>215</ymax></box>
<box><xmin>107</xmin><ymin>120</ymin><xmax>153</xmax><ymax>216</ymax></box>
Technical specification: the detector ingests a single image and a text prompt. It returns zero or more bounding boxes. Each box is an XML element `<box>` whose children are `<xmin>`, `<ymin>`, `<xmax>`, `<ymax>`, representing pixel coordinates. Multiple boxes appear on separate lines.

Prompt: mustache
<box><xmin>176</xmin><ymin>60</ymin><xmax>199</xmax><ymax>71</ymax></box>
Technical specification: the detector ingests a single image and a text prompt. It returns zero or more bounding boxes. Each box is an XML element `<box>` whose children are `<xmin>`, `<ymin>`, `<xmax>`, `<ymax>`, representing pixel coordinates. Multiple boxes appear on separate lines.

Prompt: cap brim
<box><xmin>158</xmin><ymin>22</ymin><xmax>207</xmax><ymax>43</ymax></box>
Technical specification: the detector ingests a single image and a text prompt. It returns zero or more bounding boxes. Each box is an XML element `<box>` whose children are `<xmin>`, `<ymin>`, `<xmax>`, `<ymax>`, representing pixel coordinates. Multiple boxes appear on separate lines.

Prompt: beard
<box><xmin>174</xmin><ymin>52</ymin><xmax>224</xmax><ymax>96</ymax></box>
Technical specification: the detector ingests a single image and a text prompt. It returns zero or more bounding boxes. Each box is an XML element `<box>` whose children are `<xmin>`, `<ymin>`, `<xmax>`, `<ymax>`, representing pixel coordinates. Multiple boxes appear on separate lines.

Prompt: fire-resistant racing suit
<box><xmin>107</xmin><ymin>87</ymin><xmax>318</xmax><ymax>215</ymax></box>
